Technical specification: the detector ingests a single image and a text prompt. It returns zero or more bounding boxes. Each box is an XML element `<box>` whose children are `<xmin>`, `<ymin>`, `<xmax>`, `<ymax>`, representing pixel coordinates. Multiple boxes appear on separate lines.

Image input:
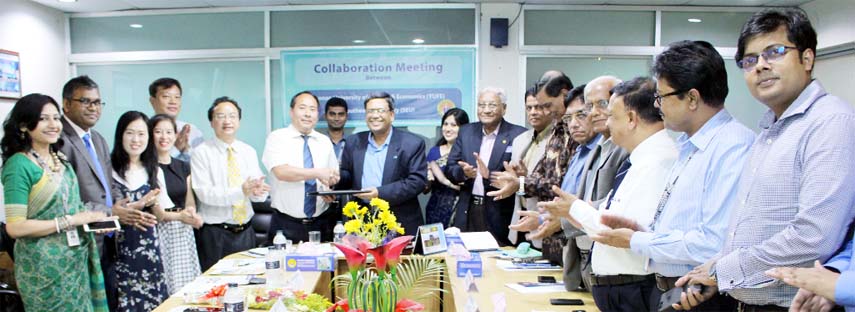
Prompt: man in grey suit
<box><xmin>59</xmin><ymin>75</ymin><xmax>155</xmax><ymax>311</ymax></box>
<box><xmin>568</xmin><ymin>75</ymin><xmax>629</xmax><ymax>290</ymax></box>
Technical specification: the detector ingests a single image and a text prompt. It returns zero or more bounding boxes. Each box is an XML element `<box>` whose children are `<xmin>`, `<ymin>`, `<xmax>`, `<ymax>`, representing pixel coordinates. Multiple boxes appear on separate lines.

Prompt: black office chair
<box><xmin>250</xmin><ymin>200</ymin><xmax>275</xmax><ymax>247</ymax></box>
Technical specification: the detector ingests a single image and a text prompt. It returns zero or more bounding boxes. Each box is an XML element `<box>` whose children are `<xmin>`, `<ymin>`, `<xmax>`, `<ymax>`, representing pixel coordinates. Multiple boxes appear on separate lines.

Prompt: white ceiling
<box><xmin>31</xmin><ymin>0</ymin><xmax>813</xmax><ymax>13</ymax></box>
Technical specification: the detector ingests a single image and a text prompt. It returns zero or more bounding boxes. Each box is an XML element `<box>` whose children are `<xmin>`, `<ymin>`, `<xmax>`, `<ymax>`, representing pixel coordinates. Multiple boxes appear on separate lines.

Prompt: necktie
<box><xmin>82</xmin><ymin>133</ymin><xmax>113</xmax><ymax>207</ymax></box>
<box><xmin>303</xmin><ymin>135</ymin><xmax>317</xmax><ymax>218</ymax></box>
<box><xmin>605</xmin><ymin>159</ymin><xmax>632</xmax><ymax>210</ymax></box>
<box><xmin>227</xmin><ymin>146</ymin><xmax>247</xmax><ymax>224</ymax></box>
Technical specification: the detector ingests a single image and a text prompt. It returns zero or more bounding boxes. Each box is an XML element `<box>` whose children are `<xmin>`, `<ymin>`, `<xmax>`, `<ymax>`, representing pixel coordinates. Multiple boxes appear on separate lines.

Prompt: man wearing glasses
<box><xmin>192</xmin><ymin>96</ymin><xmax>269</xmax><ymax>270</ymax></box>
<box><xmin>59</xmin><ymin>75</ymin><xmax>138</xmax><ymax>311</ymax></box>
<box><xmin>337</xmin><ymin>92</ymin><xmax>427</xmax><ymax>236</ymax></box>
<box><xmin>589</xmin><ymin>40</ymin><xmax>755</xmax><ymax>311</ymax></box>
<box><xmin>673</xmin><ymin>8</ymin><xmax>855</xmax><ymax>311</ymax></box>
<box><xmin>447</xmin><ymin>87</ymin><xmax>525</xmax><ymax>246</ymax></box>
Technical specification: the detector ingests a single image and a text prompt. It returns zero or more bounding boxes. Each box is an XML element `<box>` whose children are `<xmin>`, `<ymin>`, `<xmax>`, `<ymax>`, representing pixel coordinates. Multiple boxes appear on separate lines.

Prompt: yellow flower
<box><xmin>395</xmin><ymin>225</ymin><xmax>405</xmax><ymax>234</ymax></box>
<box><xmin>371</xmin><ymin>198</ymin><xmax>390</xmax><ymax>212</ymax></box>
<box><xmin>344</xmin><ymin>219</ymin><xmax>362</xmax><ymax>234</ymax></box>
<box><xmin>343</xmin><ymin>201</ymin><xmax>360</xmax><ymax>218</ymax></box>
<box><xmin>378</xmin><ymin>209</ymin><xmax>394</xmax><ymax>223</ymax></box>
<box><xmin>355</xmin><ymin>206</ymin><xmax>369</xmax><ymax>217</ymax></box>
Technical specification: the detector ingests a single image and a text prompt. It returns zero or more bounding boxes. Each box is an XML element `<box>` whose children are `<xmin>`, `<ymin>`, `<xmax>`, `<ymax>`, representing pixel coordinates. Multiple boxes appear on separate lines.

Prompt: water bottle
<box><xmin>265</xmin><ymin>246</ymin><xmax>285</xmax><ymax>288</ymax></box>
<box><xmin>222</xmin><ymin>283</ymin><xmax>245</xmax><ymax>312</ymax></box>
<box><xmin>273</xmin><ymin>230</ymin><xmax>287</xmax><ymax>250</ymax></box>
<box><xmin>333</xmin><ymin>221</ymin><xmax>346</xmax><ymax>243</ymax></box>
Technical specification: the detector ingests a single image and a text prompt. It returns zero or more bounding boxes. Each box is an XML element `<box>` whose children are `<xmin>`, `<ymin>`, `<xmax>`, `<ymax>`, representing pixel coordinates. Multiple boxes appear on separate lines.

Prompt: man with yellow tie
<box><xmin>191</xmin><ymin>96</ymin><xmax>270</xmax><ymax>271</ymax></box>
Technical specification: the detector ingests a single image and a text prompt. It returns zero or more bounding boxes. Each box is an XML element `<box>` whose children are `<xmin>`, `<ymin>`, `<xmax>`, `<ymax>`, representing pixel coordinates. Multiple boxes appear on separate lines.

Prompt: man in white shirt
<box><xmin>263</xmin><ymin>91</ymin><xmax>339</xmax><ymax>244</ymax></box>
<box><xmin>540</xmin><ymin>77</ymin><xmax>678</xmax><ymax>312</ymax></box>
<box><xmin>191</xmin><ymin>96</ymin><xmax>269</xmax><ymax>270</ymax></box>
<box><xmin>149</xmin><ymin>78</ymin><xmax>205</xmax><ymax>162</ymax></box>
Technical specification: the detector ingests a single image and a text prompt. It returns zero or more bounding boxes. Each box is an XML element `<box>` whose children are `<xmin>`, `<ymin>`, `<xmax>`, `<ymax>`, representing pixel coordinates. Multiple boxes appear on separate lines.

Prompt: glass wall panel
<box><xmin>77</xmin><ymin>61</ymin><xmax>268</xmax><ymax>161</ymax></box>
<box><xmin>270</xmin><ymin>9</ymin><xmax>475</xmax><ymax>47</ymax></box>
<box><xmin>524</xmin><ymin>10</ymin><xmax>655</xmax><ymax>46</ymax></box>
<box><xmin>71</xmin><ymin>12</ymin><xmax>264</xmax><ymax>53</ymax></box>
<box><xmin>661</xmin><ymin>12</ymin><xmax>753</xmax><ymax>47</ymax></box>
<box><xmin>724</xmin><ymin>60</ymin><xmax>765</xmax><ymax>131</ymax></box>
<box><xmin>526</xmin><ymin>57</ymin><xmax>652</xmax><ymax>88</ymax></box>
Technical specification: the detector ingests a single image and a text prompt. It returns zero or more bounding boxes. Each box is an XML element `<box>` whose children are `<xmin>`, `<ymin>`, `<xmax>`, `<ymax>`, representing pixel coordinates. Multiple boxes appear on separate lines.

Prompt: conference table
<box><xmin>154</xmin><ymin>247</ymin><xmax>598</xmax><ymax>312</ymax></box>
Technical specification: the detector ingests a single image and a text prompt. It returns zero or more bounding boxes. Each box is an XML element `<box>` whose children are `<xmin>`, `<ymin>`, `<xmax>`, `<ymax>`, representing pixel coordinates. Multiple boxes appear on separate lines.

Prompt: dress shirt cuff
<box><xmin>630</xmin><ymin>231</ymin><xmax>654</xmax><ymax>257</ymax></box>
<box><xmin>826</xmin><ymin>259</ymin><xmax>848</xmax><ymax>273</ymax></box>
<box><xmin>712</xmin><ymin>252</ymin><xmax>743</xmax><ymax>291</ymax></box>
<box><xmin>835</xmin><ymin>271</ymin><xmax>855</xmax><ymax>307</ymax></box>
<box><xmin>568</xmin><ymin>199</ymin><xmax>605</xmax><ymax>233</ymax></box>
<box><xmin>250</xmin><ymin>192</ymin><xmax>269</xmax><ymax>203</ymax></box>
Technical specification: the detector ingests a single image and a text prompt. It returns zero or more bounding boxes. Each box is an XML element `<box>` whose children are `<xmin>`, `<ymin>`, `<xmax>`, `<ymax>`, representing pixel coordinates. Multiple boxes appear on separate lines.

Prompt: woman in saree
<box><xmin>1</xmin><ymin>93</ymin><xmax>110</xmax><ymax>312</ymax></box>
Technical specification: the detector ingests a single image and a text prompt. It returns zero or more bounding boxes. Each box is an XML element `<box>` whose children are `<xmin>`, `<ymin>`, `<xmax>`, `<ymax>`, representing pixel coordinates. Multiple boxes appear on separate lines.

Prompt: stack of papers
<box><xmin>206</xmin><ymin>258</ymin><xmax>265</xmax><ymax>275</ymax></box>
<box><xmin>495</xmin><ymin>260</ymin><xmax>561</xmax><ymax>271</ymax></box>
<box><xmin>459</xmin><ymin>232</ymin><xmax>500</xmax><ymax>251</ymax></box>
<box><xmin>505</xmin><ymin>282</ymin><xmax>567</xmax><ymax>294</ymax></box>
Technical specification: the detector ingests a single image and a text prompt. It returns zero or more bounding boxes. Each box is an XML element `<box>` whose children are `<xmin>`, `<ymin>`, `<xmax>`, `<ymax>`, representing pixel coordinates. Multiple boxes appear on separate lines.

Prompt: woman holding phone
<box><xmin>1</xmin><ymin>93</ymin><xmax>109</xmax><ymax>311</ymax></box>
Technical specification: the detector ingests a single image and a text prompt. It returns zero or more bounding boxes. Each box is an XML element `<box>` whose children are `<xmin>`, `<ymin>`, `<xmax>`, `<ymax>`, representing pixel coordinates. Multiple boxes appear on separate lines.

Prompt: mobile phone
<box><xmin>538</xmin><ymin>275</ymin><xmax>557</xmax><ymax>283</ymax></box>
<box><xmin>549</xmin><ymin>298</ymin><xmax>584</xmax><ymax>306</ymax></box>
<box><xmin>83</xmin><ymin>219</ymin><xmax>121</xmax><ymax>232</ymax></box>
<box><xmin>658</xmin><ymin>284</ymin><xmax>703</xmax><ymax>312</ymax></box>
<box><xmin>248</xmin><ymin>276</ymin><xmax>266</xmax><ymax>285</ymax></box>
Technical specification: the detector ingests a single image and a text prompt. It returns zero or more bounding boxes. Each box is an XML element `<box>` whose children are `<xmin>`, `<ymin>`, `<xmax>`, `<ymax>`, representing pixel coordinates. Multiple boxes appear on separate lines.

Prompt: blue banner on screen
<box><xmin>280</xmin><ymin>47</ymin><xmax>476</xmax><ymax>127</ymax></box>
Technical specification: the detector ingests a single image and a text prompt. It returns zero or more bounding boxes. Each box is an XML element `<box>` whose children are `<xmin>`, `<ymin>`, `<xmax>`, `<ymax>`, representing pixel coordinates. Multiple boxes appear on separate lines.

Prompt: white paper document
<box><xmin>459</xmin><ymin>231</ymin><xmax>500</xmax><ymax>251</ymax></box>
<box><xmin>505</xmin><ymin>282</ymin><xmax>567</xmax><ymax>294</ymax></box>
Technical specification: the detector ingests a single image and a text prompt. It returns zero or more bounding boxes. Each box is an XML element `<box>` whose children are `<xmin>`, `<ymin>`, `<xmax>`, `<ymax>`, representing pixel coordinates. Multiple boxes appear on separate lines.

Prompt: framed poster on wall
<box><xmin>0</xmin><ymin>50</ymin><xmax>21</xmax><ymax>99</ymax></box>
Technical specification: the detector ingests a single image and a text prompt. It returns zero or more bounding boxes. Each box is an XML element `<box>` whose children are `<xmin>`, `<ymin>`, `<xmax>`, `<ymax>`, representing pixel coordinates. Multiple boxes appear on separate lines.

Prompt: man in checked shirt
<box><xmin>674</xmin><ymin>8</ymin><xmax>855</xmax><ymax>312</ymax></box>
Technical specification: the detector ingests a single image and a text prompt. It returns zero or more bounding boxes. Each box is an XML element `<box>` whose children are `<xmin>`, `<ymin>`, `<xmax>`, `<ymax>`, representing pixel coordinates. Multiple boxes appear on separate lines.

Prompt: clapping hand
<box><xmin>766</xmin><ymin>260</ymin><xmax>840</xmax><ymax>310</ymax></box>
<box><xmin>536</xmin><ymin>185</ymin><xmax>576</xmax><ymax>220</ymax></box>
<box><xmin>487</xmin><ymin>165</ymin><xmax>520</xmax><ymax>201</ymax></box>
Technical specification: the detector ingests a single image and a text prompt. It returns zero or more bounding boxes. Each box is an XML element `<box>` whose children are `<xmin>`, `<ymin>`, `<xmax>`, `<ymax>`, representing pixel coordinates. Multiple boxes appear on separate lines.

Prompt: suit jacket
<box><xmin>507</xmin><ymin>129</ymin><xmax>549</xmax><ymax>244</ymax></box>
<box><xmin>59</xmin><ymin>117</ymin><xmax>120</xmax><ymax>214</ymax></box>
<box><xmin>337</xmin><ymin>128</ymin><xmax>427</xmax><ymax>236</ymax></box>
<box><xmin>446</xmin><ymin>120</ymin><xmax>526</xmax><ymax>236</ymax></box>
<box><xmin>562</xmin><ymin>138</ymin><xmax>629</xmax><ymax>290</ymax></box>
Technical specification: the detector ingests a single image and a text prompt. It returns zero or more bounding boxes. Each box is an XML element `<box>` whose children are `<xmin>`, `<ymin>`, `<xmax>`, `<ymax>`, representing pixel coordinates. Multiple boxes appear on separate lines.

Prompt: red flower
<box><xmin>395</xmin><ymin>299</ymin><xmax>425</xmax><ymax>312</ymax></box>
<box><xmin>384</xmin><ymin>236</ymin><xmax>413</xmax><ymax>268</ymax></box>
<box><xmin>326</xmin><ymin>299</ymin><xmax>359</xmax><ymax>312</ymax></box>
<box><xmin>366</xmin><ymin>245</ymin><xmax>388</xmax><ymax>271</ymax></box>
<box><xmin>332</xmin><ymin>242</ymin><xmax>367</xmax><ymax>272</ymax></box>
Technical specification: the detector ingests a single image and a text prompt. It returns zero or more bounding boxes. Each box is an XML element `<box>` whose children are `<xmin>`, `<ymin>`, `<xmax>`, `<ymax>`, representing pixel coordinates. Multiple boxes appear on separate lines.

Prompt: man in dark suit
<box><xmin>59</xmin><ymin>75</ymin><xmax>155</xmax><ymax>312</ymax></box>
<box><xmin>446</xmin><ymin>87</ymin><xmax>526</xmax><ymax>246</ymax></box>
<box><xmin>337</xmin><ymin>92</ymin><xmax>427</xmax><ymax>236</ymax></box>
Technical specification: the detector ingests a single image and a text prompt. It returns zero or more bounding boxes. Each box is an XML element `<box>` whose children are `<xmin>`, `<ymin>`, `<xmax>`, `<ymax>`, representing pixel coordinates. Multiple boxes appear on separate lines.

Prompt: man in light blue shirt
<box><xmin>560</xmin><ymin>85</ymin><xmax>599</xmax><ymax>195</ymax></box>
<box><xmin>592</xmin><ymin>40</ymin><xmax>755</xmax><ymax>311</ymax></box>
<box><xmin>337</xmin><ymin>92</ymin><xmax>427</xmax><ymax>236</ymax></box>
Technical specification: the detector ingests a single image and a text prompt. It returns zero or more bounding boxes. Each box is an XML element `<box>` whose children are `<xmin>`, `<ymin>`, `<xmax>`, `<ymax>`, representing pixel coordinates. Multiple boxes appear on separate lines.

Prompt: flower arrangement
<box><xmin>330</xmin><ymin>199</ymin><xmax>444</xmax><ymax>312</ymax></box>
<box><xmin>342</xmin><ymin>198</ymin><xmax>405</xmax><ymax>246</ymax></box>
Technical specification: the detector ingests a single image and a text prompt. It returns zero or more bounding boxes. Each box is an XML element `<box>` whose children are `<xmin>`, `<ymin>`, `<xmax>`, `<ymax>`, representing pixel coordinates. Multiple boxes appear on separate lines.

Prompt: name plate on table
<box><xmin>285</xmin><ymin>254</ymin><xmax>336</xmax><ymax>272</ymax></box>
<box><xmin>457</xmin><ymin>252</ymin><xmax>483</xmax><ymax>277</ymax></box>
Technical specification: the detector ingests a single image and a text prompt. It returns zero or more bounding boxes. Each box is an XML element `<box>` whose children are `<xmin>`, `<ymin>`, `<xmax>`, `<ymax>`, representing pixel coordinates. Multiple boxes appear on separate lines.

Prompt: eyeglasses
<box><xmin>653</xmin><ymin>89</ymin><xmax>688</xmax><ymax>107</ymax></box>
<box><xmin>70</xmin><ymin>98</ymin><xmax>105</xmax><ymax>107</ymax></box>
<box><xmin>585</xmin><ymin>100</ymin><xmax>609</xmax><ymax>111</ymax></box>
<box><xmin>477</xmin><ymin>102</ymin><xmax>502</xmax><ymax>110</ymax></box>
<box><xmin>365</xmin><ymin>108</ymin><xmax>389</xmax><ymax>115</ymax></box>
<box><xmin>214</xmin><ymin>113</ymin><xmax>239</xmax><ymax>121</ymax></box>
<box><xmin>737</xmin><ymin>45</ymin><xmax>799</xmax><ymax>71</ymax></box>
<box><xmin>562</xmin><ymin>110</ymin><xmax>590</xmax><ymax>123</ymax></box>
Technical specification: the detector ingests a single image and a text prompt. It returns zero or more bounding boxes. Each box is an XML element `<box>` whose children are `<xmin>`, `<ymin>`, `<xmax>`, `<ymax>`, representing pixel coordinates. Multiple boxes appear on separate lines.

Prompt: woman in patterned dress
<box><xmin>110</xmin><ymin>111</ymin><xmax>198</xmax><ymax>311</ymax></box>
<box><xmin>150</xmin><ymin>114</ymin><xmax>203</xmax><ymax>294</ymax></box>
<box><xmin>425</xmin><ymin>108</ymin><xmax>469</xmax><ymax>227</ymax></box>
<box><xmin>1</xmin><ymin>94</ymin><xmax>109</xmax><ymax>312</ymax></box>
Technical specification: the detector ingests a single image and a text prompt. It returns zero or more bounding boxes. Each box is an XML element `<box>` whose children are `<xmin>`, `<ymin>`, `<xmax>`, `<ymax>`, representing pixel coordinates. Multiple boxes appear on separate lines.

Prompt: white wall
<box><xmin>801</xmin><ymin>0</ymin><xmax>855</xmax><ymax>49</ymax></box>
<box><xmin>802</xmin><ymin>0</ymin><xmax>855</xmax><ymax>105</ymax></box>
<box><xmin>0</xmin><ymin>0</ymin><xmax>67</xmax><ymax>117</ymax></box>
<box><xmin>479</xmin><ymin>3</ymin><xmax>525</xmax><ymax>125</ymax></box>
